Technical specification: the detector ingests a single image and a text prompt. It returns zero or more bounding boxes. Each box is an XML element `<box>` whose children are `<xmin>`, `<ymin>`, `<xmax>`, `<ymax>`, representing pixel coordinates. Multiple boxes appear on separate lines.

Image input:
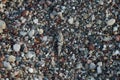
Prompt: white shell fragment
<box><xmin>107</xmin><ymin>19</ymin><xmax>116</xmax><ymax>26</ymax></box>
<box><xmin>13</xmin><ymin>44</ymin><xmax>21</xmax><ymax>52</ymax></box>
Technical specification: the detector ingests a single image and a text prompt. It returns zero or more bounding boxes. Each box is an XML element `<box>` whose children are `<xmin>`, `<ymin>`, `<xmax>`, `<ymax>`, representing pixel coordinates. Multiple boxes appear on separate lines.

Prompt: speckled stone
<box><xmin>8</xmin><ymin>55</ymin><xmax>16</xmax><ymax>62</ymax></box>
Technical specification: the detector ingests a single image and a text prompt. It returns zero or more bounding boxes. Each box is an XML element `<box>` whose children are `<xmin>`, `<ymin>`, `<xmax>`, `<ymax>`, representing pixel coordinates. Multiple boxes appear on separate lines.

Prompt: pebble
<box><xmin>68</xmin><ymin>17</ymin><xmax>74</xmax><ymax>24</ymax></box>
<box><xmin>86</xmin><ymin>23</ymin><xmax>92</xmax><ymax>28</ymax></box>
<box><xmin>89</xmin><ymin>62</ymin><xmax>96</xmax><ymax>69</ymax></box>
<box><xmin>8</xmin><ymin>55</ymin><xmax>16</xmax><ymax>62</ymax></box>
<box><xmin>113</xmin><ymin>50</ymin><xmax>120</xmax><ymax>55</ymax></box>
<box><xmin>28</xmin><ymin>68</ymin><xmax>34</xmax><ymax>73</ymax></box>
<box><xmin>75</xmin><ymin>21</ymin><xmax>79</xmax><ymax>27</ymax></box>
<box><xmin>97</xmin><ymin>62</ymin><xmax>102</xmax><ymax>66</ymax></box>
<box><xmin>0</xmin><ymin>20</ymin><xmax>6</xmax><ymax>33</ymax></box>
<box><xmin>29</xmin><ymin>29</ymin><xmax>35</xmax><ymax>37</ymax></box>
<box><xmin>3</xmin><ymin>61</ymin><xmax>12</xmax><ymax>70</ymax></box>
<box><xmin>113</xmin><ymin>27</ymin><xmax>118</xmax><ymax>32</ymax></box>
<box><xmin>26</xmin><ymin>51</ymin><xmax>35</xmax><ymax>59</ymax></box>
<box><xmin>42</xmin><ymin>36</ymin><xmax>48</xmax><ymax>41</ymax></box>
<box><xmin>38</xmin><ymin>29</ymin><xmax>44</xmax><ymax>34</ymax></box>
<box><xmin>20</xmin><ymin>31</ymin><xmax>27</xmax><ymax>36</ymax></box>
<box><xmin>76</xmin><ymin>62</ymin><xmax>83</xmax><ymax>69</ymax></box>
<box><xmin>33</xmin><ymin>19</ymin><xmax>39</xmax><ymax>24</ymax></box>
<box><xmin>13</xmin><ymin>44</ymin><xmax>21</xmax><ymax>52</ymax></box>
<box><xmin>97</xmin><ymin>66</ymin><xmax>102</xmax><ymax>74</ymax></box>
<box><xmin>107</xmin><ymin>19</ymin><xmax>116</xmax><ymax>26</ymax></box>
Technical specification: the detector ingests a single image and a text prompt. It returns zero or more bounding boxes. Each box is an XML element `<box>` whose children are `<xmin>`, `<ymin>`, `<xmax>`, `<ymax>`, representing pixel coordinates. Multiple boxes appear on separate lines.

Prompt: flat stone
<box><xmin>13</xmin><ymin>44</ymin><xmax>21</xmax><ymax>52</ymax></box>
<box><xmin>86</xmin><ymin>23</ymin><xmax>92</xmax><ymax>28</ymax></box>
<box><xmin>107</xmin><ymin>19</ymin><xmax>116</xmax><ymax>26</ymax></box>
<box><xmin>8</xmin><ymin>55</ymin><xmax>16</xmax><ymax>62</ymax></box>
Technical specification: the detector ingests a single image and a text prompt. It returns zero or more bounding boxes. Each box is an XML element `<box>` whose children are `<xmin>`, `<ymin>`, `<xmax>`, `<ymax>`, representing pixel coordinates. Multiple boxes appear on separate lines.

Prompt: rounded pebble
<box><xmin>107</xmin><ymin>19</ymin><xmax>116</xmax><ymax>26</ymax></box>
<box><xmin>13</xmin><ymin>44</ymin><xmax>21</xmax><ymax>52</ymax></box>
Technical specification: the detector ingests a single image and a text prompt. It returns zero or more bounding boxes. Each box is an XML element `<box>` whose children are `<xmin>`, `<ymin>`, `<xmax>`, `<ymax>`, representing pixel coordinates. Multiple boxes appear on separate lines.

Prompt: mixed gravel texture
<box><xmin>0</xmin><ymin>0</ymin><xmax>120</xmax><ymax>80</ymax></box>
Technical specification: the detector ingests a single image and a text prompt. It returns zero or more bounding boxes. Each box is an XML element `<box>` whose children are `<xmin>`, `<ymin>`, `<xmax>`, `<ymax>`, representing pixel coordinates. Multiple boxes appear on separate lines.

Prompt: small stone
<box><xmin>68</xmin><ymin>17</ymin><xmax>74</xmax><ymax>24</ymax></box>
<box><xmin>0</xmin><ymin>20</ymin><xmax>6</xmax><ymax>29</ymax></box>
<box><xmin>8</xmin><ymin>55</ymin><xmax>16</xmax><ymax>62</ymax></box>
<box><xmin>26</xmin><ymin>51</ymin><xmax>35</xmax><ymax>59</ymax></box>
<box><xmin>38</xmin><ymin>29</ymin><xmax>44</xmax><ymax>34</ymax></box>
<box><xmin>20</xmin><ymin>31</ymin><xmax>27</xmax><ymax>36</ymax></box>
<box><xmin>97</xmin><ymin>20</ymin><xmax>102</xmax><ymax>24</ymax></box>
<box><xmin>75</xmin><ymin>21</ymin><xmax>79</xmax><ymax>27</ymax></box>
<box><xmin>21</xmin><ymin>10</ymin><xmax>29</xmax><ymax>16</ymax></box>
<box><xmin>99</xmin><ymin>0</ymin><xmax>104</xmax><ymax>5</ymax></box>
<box><xmin>113</xmin><ymin>27</ymin><xmax>118</xmax><ymax>32</ymax></box>
<box><xmin>86</xmin><ymin>23</ymin><xmax>92</xmax><ymax>28</ymax></box>
<box><xmin>113</xmin><ymin>50</ymin><xmax>120</xmax><ymax>55</ymax></box>
<box><xmin>42</xmin><ymin>36</ymin><xmax>47</xmax><ymax>41</ymax></box>
<box><xmin>97</xmin><ymin>62</ymin><xmax>102</xmax><ymax>66</ymax></box>
<box><xmin>89</xmin><ymin>62</ymin><xmax>96</xmax><ymax>69</ymax></box>
<box><xmin>97</xmin><ymin>66</ymin><xmax>102</xmax><ymax>74</ymax></box>
<box><xmin>76</xmin><ymin>63</ymin><xmax>83</xmax><ymax>69</ymax></box>
<box><xmin>107</xmin><ymin>19</ymin><xmax>116</xmax><ymax>26</ymax></box>
<box><xmin>13</xmin><ymin>44</ymin><xmax>21</xmax><ymax>52</ymax></box>
<box><xmin>29</xmin><ymin>29</ymin><xmax>35</xmax><ymax>37</ymax></box>
<box><xmin>0</xmin><ymin>29</ymin><xmax>3</xmax><ymax>33</ymax></box>
<box><xmin>33</xmin><ymin>19</ymin><xmax>38</xmax><ymax>24</ymax></box>
<box><xmin>3</xmin><ymin>61</ymin><xmax>12</xmax><ymax>70</ymax></box>
<box><xmin>28</xmin><ymin>68</ymin><xmax>34</xmax><ymax>73</ymax></box>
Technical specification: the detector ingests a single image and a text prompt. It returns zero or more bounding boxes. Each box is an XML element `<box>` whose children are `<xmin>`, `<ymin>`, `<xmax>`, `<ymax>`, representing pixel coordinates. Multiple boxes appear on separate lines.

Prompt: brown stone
<box><xmin>115</xmin><ymin>35</ymin><xmax>120</xmax><ymax>41</ymax></box>
<box><xmin>21</xmin><ymin>10</ymin><xmax>29</xmax><ymax>16</ymax></box>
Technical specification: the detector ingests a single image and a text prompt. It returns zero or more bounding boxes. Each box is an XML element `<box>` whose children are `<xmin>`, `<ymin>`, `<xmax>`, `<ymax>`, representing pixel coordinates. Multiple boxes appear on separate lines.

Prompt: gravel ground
<box><xmin>0</xmin><ymin>0</ymin><xmax>120</xmax><ymax>80</ymax></box>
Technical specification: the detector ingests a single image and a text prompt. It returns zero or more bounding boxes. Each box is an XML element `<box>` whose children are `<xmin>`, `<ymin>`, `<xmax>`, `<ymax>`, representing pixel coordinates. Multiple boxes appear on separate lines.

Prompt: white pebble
<box><xmin>107</xmin><ymin>19</ymin><xmax>116</xmax><ymax>26</ymax></box>
<box><xmin>97</xmin><ymin>66</ymin><xmax>102</xmax><ymax>74</ymax></box>
<box><xmin>33</xmin><ymin>19</ymin><xmax>38</xmax><ymax>24</ymax></box>
<box><xmin>75</xmin><ymin>21</ymin><xmax>79</xmax><ymax>27</ymax></box>
<box><xmin>29</xmin><ymin>29</ymin><xmax>35</xmax><ymax>37</ymax></box>
<box><xmin>113</xmin><ymin>50</ymin><xmax>120</xmax><ymax>55</ymax></box>
<box><xmin>68</xmin><ymin>17</ymin><xmax>74</xmax><ymax>24</ymax></box>
<box><xmin>97</xmin><ymin>62</ymin><xmax>102</xmax><ymax>66</ymax></box>
<box><xmin>38</xmin><ymin>29</ymin><xmax>44</xmax><ymax>34</ymax></box>
<box><xmin>28</xmin><ymin>68</ymin><xmax>34</xmax><ymax>73</ymax></box>
<box><xmin>42</xmin><ymin>36</ymin><xmax>47</xmax><ymax>41</ymax></box>
<box><xmin>99</xmin><ymin>0</ymin><xmax>104</xmax><ymax>5</ymax></box>
<box><xmin>89</xmin><ymin>63</ymin><xmax>96</xmax><ymax>69</ymax></box>
<box><xmin>13</xmin><ymin>44</ymin><xmax>21</xmax><ymax>52</ymax></box>
<box><xmin>8</xmin><ymin>55</ymin><xmax>16</xmax><ymax>62</ymax></box>
<box><xmin>113</xmin><ymin>27</ymin><xmax>118</xmax><ymax>32</ymax></box>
